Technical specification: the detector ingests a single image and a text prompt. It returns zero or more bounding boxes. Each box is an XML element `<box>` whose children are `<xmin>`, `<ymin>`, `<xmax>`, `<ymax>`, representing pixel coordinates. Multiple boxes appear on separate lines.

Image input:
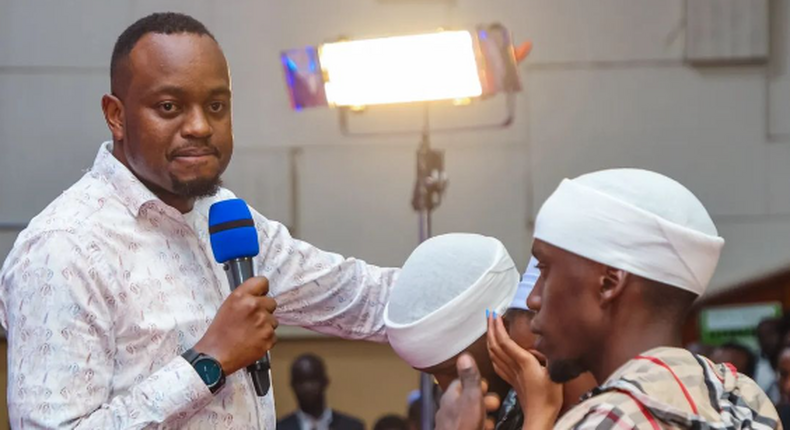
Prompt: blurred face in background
<box><xmin>710</xmin><ymin>345</ymin><xmax>755</xmax><ymax>379</ymax></box>
<box><xmin>291</xmin><ymin>357</ymin><xmax>328</xmax><ymax>413</ymax></box>
<box><xmin>778</xmin><ymin>348</ymin><xmax>790</xmax><ymax>404</ymax></box>
<box><xmin>504</xmin><ymin>309</ymin><xmax>538</xmax><ymax>351</ymax></box>
<box><xmin>757</xmin><ymin>318</ymin><xmax>782</xmax><ymax>364</ymax></box>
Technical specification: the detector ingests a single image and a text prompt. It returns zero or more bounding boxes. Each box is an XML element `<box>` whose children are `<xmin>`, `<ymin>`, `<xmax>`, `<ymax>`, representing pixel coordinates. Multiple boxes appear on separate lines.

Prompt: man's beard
<box><xmin>170</xmin><ymin>174</ymin><xmax>222</xmax><ymax>199</ymax></box>
<box><xmin>547</xmin><ymin>358</ymin><xmax>585</xmax><ymax>383</ymax></box>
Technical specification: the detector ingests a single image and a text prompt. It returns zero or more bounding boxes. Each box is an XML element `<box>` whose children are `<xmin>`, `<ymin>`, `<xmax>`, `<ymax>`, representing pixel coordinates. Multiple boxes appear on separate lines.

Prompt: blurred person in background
<box><xmin>773</xmin><ymin>344</ymin><xmax>790</xmax><ymax>428</ymax></box>
<box><xmin>404</xmin><ymin>386</ymin><xmax>441</xmax><ymax>430</ymax></box>
<box><xmin>685</xmin><ymin>341</ymin><xmax>712</xmax><ymax>357</ymax></box>
<box><xmin>776</xmin><ymin>346</ymin><xmax>790</xmax><ymax>404</ymax></box>
<box><xmin>406</xmin><ymin>399</ymin><xmax>420</xmax><ymax>430</ymax></box>
<box><xmin>757</xmin><ymin>317</ymin><xmax>785</xmax><ymax>403</ymax></box>
<box><xmin>710</xmin><ymin>342</ymin><xmax>757</xmax><ymax>379</ymax></box>
<box><xmin>372</xmin><ymin>415</ymin><xmax>408</xmax><ymax>430</ymax></box>
<box><xmin>277</xmin><ymin>354</ymin><xmax>364</xmax><ymax>430</ymax></box>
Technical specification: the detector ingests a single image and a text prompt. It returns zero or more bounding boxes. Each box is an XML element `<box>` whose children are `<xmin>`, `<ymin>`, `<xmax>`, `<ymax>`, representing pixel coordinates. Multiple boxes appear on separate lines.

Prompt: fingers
<box><xmin>457</xmin><ymin>353</ymin><xmax>481</xmax><ymax>393</ymax></box>
<box><xmin>492</xmin><ymin>314</ymin><xmax>536</xmax><ymax>366</ymax></box>
<box><xmin>487</xmin><ymin>312</ymin><xmax>548</xmax><ymax>390</ymax></box>
<box><xmin>483</xmin><ymin>392</ymin><xmax>501</xmax><ymax>413</ymax></box>
<box><xmin>256</xmin><ymin>314</ymin><xmax>279</xmax><ymax>355</ymax></box>
<box><xmin>483</xmin><ymin>393</ymin><xmax>502</xmax><ymax>430</ymax></box>
<box><xmin>487</xmin><ymin>313</ymin><xmax>518</xmax><ymax>370</ymax></box>
<box><xmin>232</xmin><ymin>291</ymin><xmax>278</xmax><ymax>320</ymax></box>
<box><xmin>236</xmin><ymin>277</ymin><xmax>277</xmax><ymax>314</ymax></box>
<box><xmin>490</xmin><ymin>359</ymin><xmax>515</xmax><ymax>386</ymax></box>
<box><xmin>439</xmin><ymin>379</ymin><xmax>462</xmax><ymax>408</ymax></box>
<box><xmin>487</xmin><ymin>316</ymin><xmax>514</xmax><ymax>383</ymax></box>
<box><xmin>260</xmin><ymin>296</ymin><xmax>277</xmax><ymax>314</ymax></box>
<box><xmin>435</xmin><ymin>356</ymin><xmax>488</xmax><ymax>430</ymax></box>
<box><xmin>238</xmin><ymin>276</ymin><xmax>270</xmax><ymax>296</ymax></box>
<box><xmin>265</xmin><ymin>311</ymin><xmax>279</xmax><ymax>330</ymax></box>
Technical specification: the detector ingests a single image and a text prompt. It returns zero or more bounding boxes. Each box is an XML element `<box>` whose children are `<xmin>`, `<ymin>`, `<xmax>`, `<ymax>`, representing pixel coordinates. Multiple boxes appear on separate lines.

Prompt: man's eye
<box><xmin>209</xmin><ymin>102</ymin><xmax>224</xmax><ymax>113</ymax></box>
<box><xmin>160</xmin><ymin>102</ymin><xmax>176</xmax><ymax>112</ymax></box>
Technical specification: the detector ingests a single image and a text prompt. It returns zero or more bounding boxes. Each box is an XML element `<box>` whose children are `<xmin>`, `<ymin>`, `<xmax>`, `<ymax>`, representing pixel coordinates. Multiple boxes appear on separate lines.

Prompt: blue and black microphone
<box><xmin>208</xmin><ymin>198</ymin><xmax>271</xmax><ymax>397</ymax></box>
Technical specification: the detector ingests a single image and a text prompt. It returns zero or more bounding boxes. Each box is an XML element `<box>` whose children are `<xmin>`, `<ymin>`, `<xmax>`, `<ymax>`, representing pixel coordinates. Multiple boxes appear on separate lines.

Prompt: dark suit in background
<box><xmin>277</xmin><ymin>410</ymin><xmax>365</xmax><ymax>430</ymax></box>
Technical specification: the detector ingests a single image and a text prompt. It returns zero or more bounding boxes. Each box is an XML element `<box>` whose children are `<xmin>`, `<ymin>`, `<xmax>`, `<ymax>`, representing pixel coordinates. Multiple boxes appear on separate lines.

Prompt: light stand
<box><xmin>412</xmin><ymin>104</ymin><xmax>447</xmax><ymax>241</ymax></box>
<box><xmin>337</xmin><ymin>94</ymin><xmax>515</xmax><ymax>429</ymax></box>
<box><xmin>283</xmin><ymin>24</ymin><xmax>527</xmax><ymax>430</ymax></box>
<box><xmin>410</xmin><ymin>104</ymin><xmax>447</xmax><ymax>430</ymax></box>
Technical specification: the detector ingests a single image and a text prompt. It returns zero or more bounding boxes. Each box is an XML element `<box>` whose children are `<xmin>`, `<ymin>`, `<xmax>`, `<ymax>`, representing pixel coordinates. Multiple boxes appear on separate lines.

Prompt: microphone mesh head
<box><xmin>209</xmin><ymin>199</ymin><xmax>260</xmax><ymax>263</ymax></box>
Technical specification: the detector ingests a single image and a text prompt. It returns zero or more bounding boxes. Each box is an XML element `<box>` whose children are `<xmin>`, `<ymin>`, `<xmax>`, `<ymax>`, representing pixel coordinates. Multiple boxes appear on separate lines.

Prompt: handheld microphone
<box><xmin>208</xmin><ymin>198</ymin><xmax>271</xmax><ymax>397</ymax></box>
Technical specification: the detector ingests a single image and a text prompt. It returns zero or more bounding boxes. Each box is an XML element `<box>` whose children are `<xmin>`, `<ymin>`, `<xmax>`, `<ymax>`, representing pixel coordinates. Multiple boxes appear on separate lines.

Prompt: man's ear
<box><xmin>600</xmin><ymin>267</ymin><xmax>630</xmax><ymax>307</ymax></box>
<box><xmin>102</xmin><ymin>94</ymin><xmax>125</xmax><ymax>142</ymax></box>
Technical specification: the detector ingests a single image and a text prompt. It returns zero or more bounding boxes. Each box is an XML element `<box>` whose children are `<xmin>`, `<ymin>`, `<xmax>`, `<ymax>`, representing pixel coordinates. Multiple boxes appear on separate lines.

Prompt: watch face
<box><xmin>195</xmin><ymin>357</ymin><xmax>222</xmax><ymax>387</ymax></box>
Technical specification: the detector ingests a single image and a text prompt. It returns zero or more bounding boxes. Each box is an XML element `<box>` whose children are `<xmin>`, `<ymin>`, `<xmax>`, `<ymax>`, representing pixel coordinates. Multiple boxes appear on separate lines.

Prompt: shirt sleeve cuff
<box><xmin>134</xmin><ymin>356</ymin><xmax>214</xmax><ymax>420</ymax></box>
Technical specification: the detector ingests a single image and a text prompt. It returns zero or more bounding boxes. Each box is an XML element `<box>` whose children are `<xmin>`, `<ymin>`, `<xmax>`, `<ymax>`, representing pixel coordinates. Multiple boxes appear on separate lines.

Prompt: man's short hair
<box><xmin>640</xmin><ymin>277</ymin><xmax>698</xmax><ymax>321</ymax></box>
<box><xmin>110</xmin><ymin>12</ymin><xmax>216</xmax><ymax>93</ymax></box>
<box><xmin>290</xmin><ymin>353</ymin><xmax>326</xmax><ymax>381</ymax></box>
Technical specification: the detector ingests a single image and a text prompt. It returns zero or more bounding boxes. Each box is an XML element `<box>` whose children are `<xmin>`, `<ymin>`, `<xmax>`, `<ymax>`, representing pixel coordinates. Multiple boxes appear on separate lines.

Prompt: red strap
<box><xmin>723</xmin><ymin>362</ymin><xmax>738</xmax><ymax>378</ymax></box>
<box><xmin>614</xmin><ymin>388</ymin><xmax>661</xmax><ymax>430</ymax></box>
<box><xmin>636</xmin><ymin>355</ymin><xmax>699</xmax><ymax>414</ymax></box>
<box><xmin>703</xmin><ymin>356</ymin><xmax>737</xmax><ymax>382</ymax></box>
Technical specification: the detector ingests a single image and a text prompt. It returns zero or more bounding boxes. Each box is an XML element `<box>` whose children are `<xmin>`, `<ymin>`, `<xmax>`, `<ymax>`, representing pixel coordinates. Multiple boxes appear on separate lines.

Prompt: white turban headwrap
<box><xmin>534</xmin><ymin>169</ymin><xmax>724</xmax><ymax>296</ymax></box>
<box><xmin>509</xmin><ymin>257</ymin><xmax>539</xmax><ymax>311</ymax></box>
<box><xmin>384</xmin><ymin>233</ymin><xmax>520</xmax><ymax>369</ymax></box>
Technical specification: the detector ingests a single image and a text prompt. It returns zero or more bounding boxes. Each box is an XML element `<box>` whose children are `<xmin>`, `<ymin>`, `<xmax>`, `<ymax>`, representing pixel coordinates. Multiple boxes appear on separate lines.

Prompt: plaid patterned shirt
<box><xmin>556</xmin><ymin>347</ymin><xmax>781</xmax><ymax>430</ymax></box>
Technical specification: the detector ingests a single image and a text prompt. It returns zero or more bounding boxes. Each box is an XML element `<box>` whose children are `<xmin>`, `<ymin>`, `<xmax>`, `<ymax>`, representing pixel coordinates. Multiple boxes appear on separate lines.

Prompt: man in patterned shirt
<box><xmin>441</xmin><ymin>169</ymin><xmax>781</xmax><ymax>429</ymax></box>
<box><xmin>0</xmin><ymin>12</ymin><xmax>398</xmax><ymax>429</ymax></box>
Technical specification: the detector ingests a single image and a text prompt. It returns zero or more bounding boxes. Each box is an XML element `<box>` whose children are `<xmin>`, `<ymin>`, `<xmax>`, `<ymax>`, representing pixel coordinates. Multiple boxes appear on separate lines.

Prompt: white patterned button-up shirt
<box><xmin>0</xmin><ymin>142</ymin><xmax>399</xmax><ymax>429</ymax></box>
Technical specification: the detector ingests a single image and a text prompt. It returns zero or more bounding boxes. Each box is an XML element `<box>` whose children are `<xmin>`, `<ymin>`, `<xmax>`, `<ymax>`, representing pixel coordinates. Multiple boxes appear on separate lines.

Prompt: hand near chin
<box><xmin>435</xmin><ymin>354</ymin><xmax>502</xmax><ymax>430</ymax></box>
<box><xmin>486</xmin><ymin>313</ymin><xmax>562</xmax><ymax>427</ymax></box>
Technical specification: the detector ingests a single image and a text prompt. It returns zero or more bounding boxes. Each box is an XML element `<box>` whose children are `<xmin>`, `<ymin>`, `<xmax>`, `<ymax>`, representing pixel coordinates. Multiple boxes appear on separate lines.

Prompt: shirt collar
<box><xmin>603</xmin><ymin>346</ymin><xmax>675</xmax><ymax>385</ymax></box>
<box><xmin>91</xmin><ymin>141</ymin><xmax>177</xmax><ymax>218</ymax></box>
<box><xmin>296</xmin><ymin>408</ymin><xmax>333</xmax><ymax>429</ymax></box>
<box><xmin>581</xmin><ymin>346</ymin><xmax>685</xmax><ymax>402</ymax></box>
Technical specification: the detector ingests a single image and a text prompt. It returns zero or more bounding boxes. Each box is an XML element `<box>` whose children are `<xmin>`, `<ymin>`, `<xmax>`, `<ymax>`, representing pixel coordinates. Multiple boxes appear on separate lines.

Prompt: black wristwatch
<box><xmin>182</xmin><ymin>348</ymin><xmax>226</xmax><ymax>394</ymax></box>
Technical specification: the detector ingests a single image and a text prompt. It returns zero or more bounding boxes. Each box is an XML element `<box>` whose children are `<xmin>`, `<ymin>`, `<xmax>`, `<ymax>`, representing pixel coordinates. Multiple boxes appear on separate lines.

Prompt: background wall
<box><xmin>2</xmin><ymin>0</ymin><xmax>790</xmax><ymax>427</ymax></box>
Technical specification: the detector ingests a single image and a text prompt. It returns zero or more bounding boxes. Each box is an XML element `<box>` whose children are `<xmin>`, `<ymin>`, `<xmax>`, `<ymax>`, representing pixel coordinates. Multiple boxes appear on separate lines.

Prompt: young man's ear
<box><xmin>600</xmin><ymin>267</ymin><xmax>629</xmax><ymax>306</ymax></box>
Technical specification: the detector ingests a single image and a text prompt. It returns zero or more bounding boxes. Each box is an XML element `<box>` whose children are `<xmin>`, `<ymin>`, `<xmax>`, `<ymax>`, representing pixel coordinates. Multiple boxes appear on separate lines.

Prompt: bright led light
<box><xmin>319</xmin><ymin>31</ymin><xmax>483</xmax><ymax>107</ymax></box>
